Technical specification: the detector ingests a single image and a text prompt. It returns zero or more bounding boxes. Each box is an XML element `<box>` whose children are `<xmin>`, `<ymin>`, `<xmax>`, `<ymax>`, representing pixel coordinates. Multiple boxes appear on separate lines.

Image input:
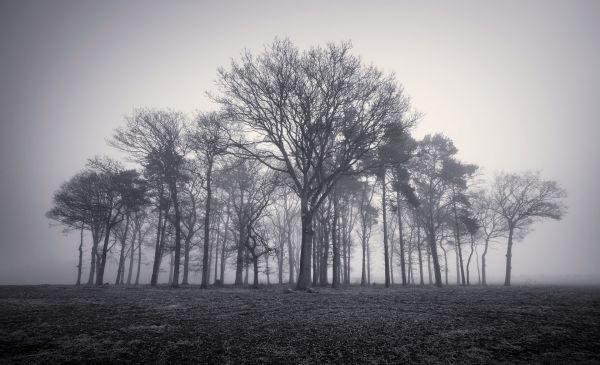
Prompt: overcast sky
<box><xmin>1</xmin><ymin>0</ymin><xmax>599</xmax><ymax>285</ymax></box>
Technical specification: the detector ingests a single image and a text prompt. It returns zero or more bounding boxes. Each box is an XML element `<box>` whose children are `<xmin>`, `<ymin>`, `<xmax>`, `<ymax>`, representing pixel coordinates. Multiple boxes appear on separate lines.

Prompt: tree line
<box><xmin>47</xmin><ymin>39</ymin><xmax>567</xmax><ymax>289</ymax></box>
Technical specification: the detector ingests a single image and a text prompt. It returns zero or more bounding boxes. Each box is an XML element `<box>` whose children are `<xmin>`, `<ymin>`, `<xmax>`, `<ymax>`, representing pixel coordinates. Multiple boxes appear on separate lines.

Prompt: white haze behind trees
<box><xmin>1</xmin><ymin>0</ymin><xmax>599</xmax><ymax>285</ymax></box>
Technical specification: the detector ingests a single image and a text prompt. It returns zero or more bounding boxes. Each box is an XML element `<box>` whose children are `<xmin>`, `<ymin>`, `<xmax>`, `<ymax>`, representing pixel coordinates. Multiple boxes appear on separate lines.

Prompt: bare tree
<box><xmin>471</xmin><ymin>189</ymin><xmax>507</xmax><ymax>285</ymax></box>
<box><xmin>190</xmin><ymin>111</ymin><xmax>229</xmax><ymax>288</ymax></box>
<box><xmin>47</xmin><ymin>170</ymin><xmax>107</xmax><ymax>285</ymax></box>
<box><xmin>214</xmin><ymin>39</ymin><xmax>410</xmax><ymax>289</ymax></box>
<box><xmin>492</xmin><ymin>171</ymin><xmax>567</xmax><ymax>286</ymax></box>
<box><xmin>111</xmin><ymin>109</ymin><xmax>188</xmax><ymax>287</ymax></box>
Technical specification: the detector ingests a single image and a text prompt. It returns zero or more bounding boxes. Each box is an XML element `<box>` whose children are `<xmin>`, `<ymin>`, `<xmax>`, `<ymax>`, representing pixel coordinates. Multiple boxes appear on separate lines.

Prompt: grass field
<box><xmin>1</xmin><ymin>285</ymin><xmax>599</xmax><ymax>364</ymax></box>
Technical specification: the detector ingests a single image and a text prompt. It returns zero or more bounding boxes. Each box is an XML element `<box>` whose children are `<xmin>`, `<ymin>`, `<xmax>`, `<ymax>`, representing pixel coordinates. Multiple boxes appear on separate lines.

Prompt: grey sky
<box><xmin>1</xmin><ymin>0</ymin><xmax>599</xmax><ymax>284</ymax></box>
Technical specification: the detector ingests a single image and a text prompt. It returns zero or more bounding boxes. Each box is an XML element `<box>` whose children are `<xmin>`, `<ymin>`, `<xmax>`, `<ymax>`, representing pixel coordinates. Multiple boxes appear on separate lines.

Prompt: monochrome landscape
<box><xmin>1</xmin><ymin>1</ymin><xmax>599</xmax><ymax>363</ymax></box>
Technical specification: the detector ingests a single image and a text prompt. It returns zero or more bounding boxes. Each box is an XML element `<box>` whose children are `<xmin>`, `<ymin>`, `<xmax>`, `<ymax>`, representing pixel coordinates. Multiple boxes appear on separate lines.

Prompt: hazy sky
<box><xmin>1</xmin><ymin>0</ymin><xmax>599</xmax><ymax>285</ymax></box>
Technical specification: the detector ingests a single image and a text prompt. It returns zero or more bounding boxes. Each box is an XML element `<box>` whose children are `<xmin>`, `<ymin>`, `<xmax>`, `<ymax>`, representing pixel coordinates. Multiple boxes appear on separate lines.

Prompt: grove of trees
<box><xmin>47</xmin><ymin>39</ymin><xmax>567</xmax><ymax>289</ymax></box>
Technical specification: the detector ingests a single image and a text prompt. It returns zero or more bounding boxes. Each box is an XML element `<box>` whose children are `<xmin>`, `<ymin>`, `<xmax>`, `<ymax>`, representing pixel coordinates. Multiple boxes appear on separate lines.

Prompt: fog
<box><xmin>1</xmin><ymin>0</ymin><xmax>599</xmax><ymax>285</ymax></box>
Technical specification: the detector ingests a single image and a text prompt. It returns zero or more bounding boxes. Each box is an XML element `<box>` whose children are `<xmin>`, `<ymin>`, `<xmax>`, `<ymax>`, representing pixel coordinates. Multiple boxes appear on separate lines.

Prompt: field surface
<box><xmin>1</xmin><ymin>285</ymin><xmax>599</xmax><ymax>364</ymax></box>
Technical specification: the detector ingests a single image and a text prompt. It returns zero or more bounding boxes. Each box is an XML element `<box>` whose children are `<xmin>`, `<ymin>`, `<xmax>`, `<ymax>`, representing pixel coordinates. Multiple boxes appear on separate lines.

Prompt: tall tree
<box><xmin>47</xmin><ymin>169</ymin><xmax>107</xmax><ymax>285</ymax></box>
<box><xmin>190</xmin><ymin>111</ymin><xmax>229</xmax><ymax>288</ymax></box>
<box><xmin>492</xmin><ymin>171</ymin><xmax>567</xmax><ymax>286</ymax></box>
<box><xmin>111</xmin><ymin>109</ymin><xmax>188</xmax><ymax>287</ymax></box>
<box><xmin>471</xmin><ymin>189</ymin><xmax>507</xmax><ymax>285</ymax></box>
<box><xmin>215</xmin><ymin>39</ymin><xmax>411</xmax><ymax>289</ymax></box>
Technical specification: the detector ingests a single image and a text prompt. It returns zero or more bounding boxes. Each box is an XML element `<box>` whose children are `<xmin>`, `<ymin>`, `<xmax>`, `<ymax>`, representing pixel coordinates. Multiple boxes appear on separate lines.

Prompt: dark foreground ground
<box><xmin>1</xmin><ymin>285</ymin><xmax>599</xmax><ymax>364</ymax></box>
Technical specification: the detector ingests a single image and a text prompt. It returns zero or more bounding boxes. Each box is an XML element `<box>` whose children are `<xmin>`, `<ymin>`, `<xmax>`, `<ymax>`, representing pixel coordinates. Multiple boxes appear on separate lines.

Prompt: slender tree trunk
<box><xmin>170</xmin><ymin>180</ymin><xmax>182</xmax><ymax>288</ymax></box>
<box><xmin>168</xmin><ymin>251</ymin><xmax>174</xmax><ymax>285</ymax></box>
<box><xmin>235</xmin><ymin>190</ymin><xmax>245</xmax><ymax>285</ymax></box>
<box><xmin>482</xmin><ymin>238</ymin><xmax>490</xmax><ymax>285</ymax></box>
<box><xmin>287</xmin><ymin>223</ymin><xmax>295</xmax><ymax>285</ymax></box>
<box><xmin>96</xmin><ymin>207</ymin><xmax>114</xmax><ymax>286</ymax></box>
<box><xmin>361</xmin><ymin>227</ymin><xmax>367</xmax><ymax>286</ymax></box>
<box><xmin>266</xmin><ymin>255</ymin><xmax>271</xmax><ymax>285</ymax></box>
<box><xmin>116</xmin><ymin>215</ymin><xmax>130</xmax><ymax>285</ymax></box>
<box><xmin>397</xmin><ymin>192</ymin><xmax>407</xmax><ymax>285</ymax></box>
<box><xmin>475</xmin><ymin>245</ymin><xmax>481</xmax><ymax>285</ymax></box>
<box><xmin>407</xmin><ymin>229</ymin><xmax>413</xmax><ymax>285</ymax></box>
<box><xmin>467</xmin><ymin>234</ymin><xmax>475</xmax><ymax>285</ymax></box>
<box><xmin>87</xmin><ymin>234</ymin><xmax>97</xmax><ymax>286</ymax></box>
<box><xmin>201</xmin><ymin>158</ymin><xmax>214</xmax><ymax>289</ymax></box>
<box><xmin>126</xmin><ymin>226</ymin><xmax>136</xmax><ymax>285</ymax></box>
<box><xmin>319</xmin><ymin>217</ymin><xmax>330</xmax><ymax>286</ymax></box>
<box><xmin>244</xmin><ymin>249</ymin><xmax>249</xmax><ymax>285</ymax></box>
<box><xmin>135</xmin><ymin>228</ymin><xmax>142</xmax><ymax>286</ymax></box>
<box><xmin>440</xmin><ymin>241</ymin><xmax>448</xmax><ymax>285</ymax></box>
<box><xmin>214</xmin><ymin>228</ymin><xmax>220</xmax><ymax>285</ymax></box>
<box><xmin>76</xmin><ymin>225</ymin><xmax>84</xmax><ymax>286</ymax></box>
<box><xmin>367</xmin><ymin>238</ymin><xmax>371</xmax><ymax>284</ymax></box>
<box><xmin>278</xmin><ymin>232</ymin><xmax>284</xmax><ymax>285</ymax></box>
<box><xmin>427</xmin><ymin>246</ymin><xmax>432</xmax><ymax>285</ymax></box>
<box><xmin>452</xmin><ymin>196</ymin><xmax>466</xmax><ymax>285</ymax></box>
<box><xmin>253</xmin><ymin>256</ymin><xmax>259</xmax><ymax>289</ymax></box>
<box><xmin>150</xmin><ymin>206</ymin><xmax>163</xmax><ymax>286</ymax></box>
<box><xmin>182</xmin><ymin>235</ymin><xmax>191</xmax><ymax>285</ymax></box>
<box><xmin>381</xmin><ymin>174</ymin><xmax>390</xmax><ymax>287</ymax></box>
<box><xmin>332</xmin><ymin>196</ymin><xmax>341</xmax><ymax>288</ymax></box>
<box><xmin>417</xmin><ymin>237</ymin><xmax>424</xmax><ymax>285</ymax></box>
<box><xmin>504</xmin><ymin>225</ymin><xmax>514</xmax><ymax>286</ymax></box>
<box><xmin>151</xmin><ymin>193</ymin><xmax>168</xmax><ymax>286</ymax></box>
<box><xmin>220</xmin><ymin>241</ymin><xmax>227</xmax><ymax>285</ymax></box>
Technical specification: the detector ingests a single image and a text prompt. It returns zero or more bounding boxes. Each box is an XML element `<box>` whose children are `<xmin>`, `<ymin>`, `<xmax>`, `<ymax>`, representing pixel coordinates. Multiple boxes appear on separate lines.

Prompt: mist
<box><xmin>1</xmin><ymin>0</ymin><xmax>599</xmax><ymax>287</ymax></box>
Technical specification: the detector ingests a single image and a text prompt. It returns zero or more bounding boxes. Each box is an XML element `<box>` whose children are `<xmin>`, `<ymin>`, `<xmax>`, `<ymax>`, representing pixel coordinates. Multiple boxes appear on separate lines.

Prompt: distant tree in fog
<box><xmin>470</xmin><ymin>189</ymin><xmax>507</xmax><ymax>285</ymax></box>
<box><xmin>87</xmin><ymin>157</ymin><xmax>147</xmax><ymax>286</ymax></box>
<box><xmin>47</xmin><ymin>170</ymin><xmax>106</xmax><ymax>285</ymax></box>
<box><xmin>189</xmin><ymin>111</ymin><xmax>230</xmax><ymax>289</ymax></box>
<box><xmin>111</xmin><ymin>109</ymin><xmax>188</xmax><ymax>287</ymax></box>
<box><xmin>492</xmin><ymin>171</ymin><xmax>567</xmax><ymax>286</ymax></box>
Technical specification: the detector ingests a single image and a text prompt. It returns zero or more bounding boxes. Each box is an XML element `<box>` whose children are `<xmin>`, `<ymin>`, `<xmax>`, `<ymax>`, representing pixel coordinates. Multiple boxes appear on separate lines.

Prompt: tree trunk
<box><xmin>168</xmin><ymin>251</ymin><xmax>174</xmax><ymax>285</ymax></box>
<box><xmin>96</xmin><ymin>207</ymin><xmax>114</xmax><ymax>286</ymax></box>
<box><xmin>452</xmin><ymin>196</ymin><xmax>466</xmax><ymax>286</ymax></box>
<box><xmin>87</xmin><ymin>234</ymin><xmax>97</xmax><ymax>286</ymax></box>
<box><xmin>287</xmin><ymin>221</ymin><xmax>295</xmax><ymax>285</ymax></box>
<box><xmin>440</xmin><ymin>241</ymin><xmax>448</xmax><ymax>285</ymax></box>
<box><xmin>367</xmin><ymin>237</ymin><xmax>371</xmax><ymax>284</ymax></box>
<box><xmin>135</xmin><ymin>228</ymin><xmax>142</xmax><ymax>286</ymax></box>
<box><xmin>467</xmin><ymin>234</ymin><xmax>475</xmax><ymax>285</ymax></box>
<box><xmin>319</xmin><ymin>216</ymin><xmax>331</xmax><ymax>286</ymax></box>
<box><xmin>253</xmin><ymin>256</ymin><xmax>260</xmax><ymax>289</ymax></box>
<box><xmin>151</xmin><ymin>194</ymin><xmax>168</xmax><ymax>286</ymax></box>
<box><xmin>426</xmin><ymin>246</ymin><xmax>432</xmax><ymax>285</ymax></box>
<box><xmin>296</xmin><ymin>195</ymin><xmax>313</xmax><ymax>290</ymax></box>
<box><xmin>244</xmin><ymin>249</ymin><xmax>249</xmax><ymax>285</ymax></box>
<box><xmin>417</xmin><ymin>239</ymin><xmax>424</xmax><ymax>286</ymax></box>
<box><xmin>126</xmin><ymin>227</ymin><xmax>136</xmax><ymax>285</ymax></box>
<box><xmin>475</xmin><ymin>246</ymin><xmax>481</xmax><ymax>285</ymax></box>
<box><xmin>201</xmin><ymin>158</ymin><xmax>214</xmax><ymax>289</ymax></box>
<box><xmin>397</xmin><ymin>192</ymin><xmax>407</xmax><ymax>286</ymax></box>
<box><xmin>170</xmin><ymin>180</ymin><xmax>182</xmax><ymax>288</ymax></box>
<box><xmin>482</xmin><ymin>238</ymin><xmax>489</xmax><ymax>285</ymax></box>
<box><xmin>116</xmin><ymin>215</ymin><xmax>130</xmax><ymax>285</ymax></box>
<box><xmin>382</xmin><ymin>174</ymin><xmax>390</xmax><ymax>287</ymax></box>
<box><xmin>504</xmin><ymin>225</ymin><xmax>514</xmax><ymax>286</ymax></box>
<box><xmin>361</xmin><ymin>226</ymin><xmax>367</xmax><ymax>286</ymax></box>
<box><xmin>426</xmin><ymin>227</ymin><xmax>443</xmax><ymax>287</ymax></box>
<box><xmin>332</xmin><ymin>196</ymin><xmax>340</xmax><ymax>288</ymax></box>
<box><xmin>312</xmin><ymin>226</ymin><xmax>319</xmax><ymax>287</ymax></box>
<box><xmin>235</xmin><ymin>190</ymin><xmax>245</xmax><ymax>285</ymax></box>
<box><xmin>76</xmin><ymin>225</ymin><xmax>83</xmax><ymax>286</ymax></box>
